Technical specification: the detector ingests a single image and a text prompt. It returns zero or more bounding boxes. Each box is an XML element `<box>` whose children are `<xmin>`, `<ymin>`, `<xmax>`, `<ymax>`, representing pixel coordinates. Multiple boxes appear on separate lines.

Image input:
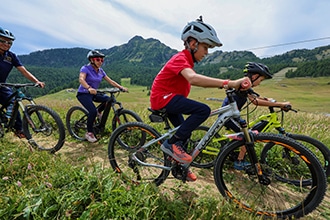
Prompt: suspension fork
<box><xmin>240</xmin><ymin>120</ymin><xmax>269</xmax><ymax>184</ymax></box>
<box><xmin>22</xmin><ymin>101</ymin><xmax>45</xmax><ymax>132</ymax></box>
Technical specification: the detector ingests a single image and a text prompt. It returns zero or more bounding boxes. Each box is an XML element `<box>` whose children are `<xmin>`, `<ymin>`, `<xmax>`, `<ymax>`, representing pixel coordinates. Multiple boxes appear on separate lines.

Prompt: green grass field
<box><xmin>39</xmin><ymin>76</ymin><xmax>330</xmax><ymax>114</ymax></box>
<box><xmin>1</xmin><ymin>76</ymin><xmax>329</xmax><ymax>219</ymax></box>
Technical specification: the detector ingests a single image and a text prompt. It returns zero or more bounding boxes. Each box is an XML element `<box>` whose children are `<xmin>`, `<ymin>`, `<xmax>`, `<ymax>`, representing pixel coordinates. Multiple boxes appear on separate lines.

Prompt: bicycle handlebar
<box><xmin>96</xmin><ymin>87</ymin><xmax>127</xmax><ymax>95</ymax></box>
<box><xmin>245</xmin><ymin>89</ymin><xmax>297</xmax><ymax>113</ymax></box>
<box><xmin>0</xmin><ymin>83</ymin><xmax>40</xmax><ymax>88</ymax></box>
<box><xmin>269</xmin><ymin>105</ymin><xmax>297</xmax><ymax>113</ymax></box>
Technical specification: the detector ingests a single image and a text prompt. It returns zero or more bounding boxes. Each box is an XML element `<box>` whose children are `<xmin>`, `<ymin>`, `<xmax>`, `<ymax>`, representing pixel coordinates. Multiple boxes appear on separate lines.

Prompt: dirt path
<box><xmin>59</xmin><ymin>140</ymin><xmax>330</xmax><ymax>220</ymax></box>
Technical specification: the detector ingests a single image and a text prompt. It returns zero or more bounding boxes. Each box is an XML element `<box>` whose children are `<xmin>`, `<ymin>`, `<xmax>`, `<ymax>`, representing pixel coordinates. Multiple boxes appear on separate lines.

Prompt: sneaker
<box><xmin>161</xmin><ymin>140</ymin><xmax>192</xmax><ymax>164</ymax></box>
<box><xmin>14</xmin><ymin>130</ymin><xmax>26</xmax><ymax>139</ymax></box>
<box><xmin>85</xmin><ymin>132</ymin><xmax>97</xmax><ymax>143</ymax></box>
<box><xmin>234</xmin><ymin>160</ymin><xmax>251</xmax><ymax>170</ymax></box>
<box><xmin>186</xmin><ymin>169</ymin><xmax>197</xmax><ymax>182</ymax></box>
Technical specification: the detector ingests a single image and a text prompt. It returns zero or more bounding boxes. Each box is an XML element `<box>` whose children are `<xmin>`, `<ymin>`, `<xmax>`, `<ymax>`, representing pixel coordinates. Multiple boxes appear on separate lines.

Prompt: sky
<box><xmin>2</xmin><ymin>0</ymin><xmax>330</xmax><ymax>58</ymax></box>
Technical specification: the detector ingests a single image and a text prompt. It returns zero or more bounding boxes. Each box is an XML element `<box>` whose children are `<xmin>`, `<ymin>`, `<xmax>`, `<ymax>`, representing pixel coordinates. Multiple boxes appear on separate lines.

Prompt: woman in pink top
<box><xmin>150</xmin><ymin>16</ymin><xmax>251</xmax><ymax>182</ymax></box>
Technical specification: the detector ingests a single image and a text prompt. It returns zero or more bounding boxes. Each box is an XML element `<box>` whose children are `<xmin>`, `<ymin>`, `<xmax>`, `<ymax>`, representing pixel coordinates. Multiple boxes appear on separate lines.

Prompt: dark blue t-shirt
<box><xmin>0</xmin><ymin>51</ymin><xmax>23</xmax><ymax>83</ymax></box>
<box><xmin>221</xmin><ymin>89</ymin><xmax>252</xmax><ymax>109</ymax></box>
<box><xmin>221</xmin><ymin>89</ymin><xmax>253</xmax><ymax>132</ymax></box>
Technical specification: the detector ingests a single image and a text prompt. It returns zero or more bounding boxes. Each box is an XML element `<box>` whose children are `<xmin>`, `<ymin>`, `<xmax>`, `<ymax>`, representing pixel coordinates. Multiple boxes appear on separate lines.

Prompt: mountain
<box><xmin>104</xmin><ymin>36</ymin><xmax>178</xmax><ymax>67</ymax></box>
<box><xmin>7</xmin><ymin>35</ymin><xmax>330</xmax><ymax>97</ymax></box>
<box><xmin>18</xmin><ymin>36</ymin><xmax>178</xmax><ymax>68</ymax></box>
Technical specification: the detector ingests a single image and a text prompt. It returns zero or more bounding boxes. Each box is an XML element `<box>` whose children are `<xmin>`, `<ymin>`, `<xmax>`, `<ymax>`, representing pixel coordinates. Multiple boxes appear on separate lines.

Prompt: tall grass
<box><xmin>0</xmin><ymin>135</ymin><xmax>261</xmax><ymax>219</ymax></box>
<box><xmin>1</xmin><ymin>79</ymin><xmax>329</xmax><ymax>219</ymax></box>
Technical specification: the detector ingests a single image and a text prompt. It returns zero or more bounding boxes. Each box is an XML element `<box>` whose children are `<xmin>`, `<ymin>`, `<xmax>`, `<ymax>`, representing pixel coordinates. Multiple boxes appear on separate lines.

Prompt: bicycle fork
<box><xmin>241</xmin><ymin>120</ymin><xmax>271</xmax><ymax>185</ymax></box>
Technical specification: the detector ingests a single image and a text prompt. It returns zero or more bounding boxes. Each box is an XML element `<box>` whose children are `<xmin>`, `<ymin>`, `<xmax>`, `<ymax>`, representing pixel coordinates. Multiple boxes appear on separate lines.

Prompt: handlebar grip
<box><xmin>282</xmin><ymin>104</ymin><xmax>292</xmax><ymax>112</ymax></box>
<box><xmin>240</xmin><ymin>80</ymin><xmax>251</xmax><ymax>89</ymax></box>
<box><xmin>285</xmin><ymin>104</ymin><xmax>292</xmax><ymax>109</ymax></box>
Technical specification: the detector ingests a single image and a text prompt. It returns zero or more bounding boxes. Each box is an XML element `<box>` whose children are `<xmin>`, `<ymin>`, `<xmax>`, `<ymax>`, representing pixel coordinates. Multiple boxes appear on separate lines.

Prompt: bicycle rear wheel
<box><xmin>285</xmin><ymin>133</ymin><xmax>330</xmax><ymax>177</ymax></box>
<box><xmin>23</xmin><ymin>105</ymin><xmax>66</xmax><ymax>153</ymax></box>
<box><xmin>66</xmin><ymin>106</ymin><xmax>88</xmax><ymax>140</ymax></box>
<box><xmin>108</xmin><ymin>122</ymin><xmax>170</xmax><ymax>186</ymax></box>
<box><xmin>214</xmin><ymin>133</ymin><xmax>327</xmax><ymax>219</ymax></box>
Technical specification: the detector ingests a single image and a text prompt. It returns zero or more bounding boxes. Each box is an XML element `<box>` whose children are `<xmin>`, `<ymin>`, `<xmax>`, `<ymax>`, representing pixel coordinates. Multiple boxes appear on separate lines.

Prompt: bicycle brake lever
<box><xmin>282</xmin><ymin>105</ymin><xmax>293</xmax><ymax>112</ymax></box>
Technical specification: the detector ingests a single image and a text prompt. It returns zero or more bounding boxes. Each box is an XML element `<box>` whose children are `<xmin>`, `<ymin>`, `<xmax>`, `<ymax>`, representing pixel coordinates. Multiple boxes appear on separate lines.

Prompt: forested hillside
<box><xmin>7</xmin><ymin>36</ymin><xmax>330</xmax><ymax>97</ymax></box>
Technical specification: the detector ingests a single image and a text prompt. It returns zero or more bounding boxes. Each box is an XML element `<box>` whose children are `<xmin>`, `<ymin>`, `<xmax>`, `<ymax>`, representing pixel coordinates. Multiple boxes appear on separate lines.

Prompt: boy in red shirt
<box><xmin>150</xmin><ymin>16</ymin><xmax>251</xmax><ymax>181</ymax></box>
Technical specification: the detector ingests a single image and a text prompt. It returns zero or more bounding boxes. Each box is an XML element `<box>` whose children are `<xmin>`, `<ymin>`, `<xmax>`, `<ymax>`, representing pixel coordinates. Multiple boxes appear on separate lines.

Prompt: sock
<box><xmin>168</xmin><ymin>135</ymin><xmax>180</xmax><ymax>144</ymax></box>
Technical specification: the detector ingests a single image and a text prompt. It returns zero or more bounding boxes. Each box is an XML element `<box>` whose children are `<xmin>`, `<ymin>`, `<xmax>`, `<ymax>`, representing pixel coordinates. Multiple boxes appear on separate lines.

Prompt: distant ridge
<box><xmin>6</xmin><ymin>35</ymin><xmax>330</xmax><ymax>97</ymax></box>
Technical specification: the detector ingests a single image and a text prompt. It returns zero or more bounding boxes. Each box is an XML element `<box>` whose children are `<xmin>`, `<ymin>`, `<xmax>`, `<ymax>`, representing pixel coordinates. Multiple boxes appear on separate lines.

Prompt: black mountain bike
<box><xmin>66</xmin><ymin>88</ymin><xmax>142</xmax><ymax>141</ymax></box>
<box><xmin>0</xmin><ymin>83</ymin><xmax>66</xmax><ymax>153</ymax></box>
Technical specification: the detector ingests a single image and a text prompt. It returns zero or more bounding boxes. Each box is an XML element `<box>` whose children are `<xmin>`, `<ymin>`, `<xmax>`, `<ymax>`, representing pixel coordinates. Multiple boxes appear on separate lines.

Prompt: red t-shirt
<box><xmin>150</xmin><ymin>49</ymin><xmax>194</xmax><ymax>110</ymax></box>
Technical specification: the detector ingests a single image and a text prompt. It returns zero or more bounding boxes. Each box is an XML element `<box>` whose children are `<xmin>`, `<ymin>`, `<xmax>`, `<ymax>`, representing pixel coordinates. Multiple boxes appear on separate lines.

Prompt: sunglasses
<box><xmin>0</xmin><ymin>39</ymin><xmax>13</xmax><ymax>45</ymax></box>
<box><xmin>92</xmin><ymin>57</ymin><xmax>104</xmax><ymax>62</ymax></box>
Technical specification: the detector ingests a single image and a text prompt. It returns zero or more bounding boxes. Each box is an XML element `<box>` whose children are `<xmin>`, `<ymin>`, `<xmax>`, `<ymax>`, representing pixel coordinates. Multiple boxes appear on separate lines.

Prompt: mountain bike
<box><xmin>107</xmin><ymin>89</ymin><xmax>327</xmax><ymax>219</ymax></box>
<box><xmin>66</xmin><ymin>88</ymin><xmax>142</xmax><ymax>141</ymax></box>
<box><xmin>188</xmin><ymin>99</ymin><xmax>330</xmax><ymax>178</ymax></box>
<box><xmin>0</xmin><ymin>83</ymin><xmax>66</xmax><ymax>153</ymax></box>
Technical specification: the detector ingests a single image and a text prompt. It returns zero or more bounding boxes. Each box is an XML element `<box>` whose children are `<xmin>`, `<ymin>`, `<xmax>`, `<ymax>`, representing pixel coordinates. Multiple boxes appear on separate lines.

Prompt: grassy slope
<box><xmin>39</xmin><ymin>75</ymin><xmax>330</xmax><ymax>114</ymax></box>
<box><xmin>29</xmin><ymin>75</ymin><xmax>330</xmax><ymax>219</ymax></box>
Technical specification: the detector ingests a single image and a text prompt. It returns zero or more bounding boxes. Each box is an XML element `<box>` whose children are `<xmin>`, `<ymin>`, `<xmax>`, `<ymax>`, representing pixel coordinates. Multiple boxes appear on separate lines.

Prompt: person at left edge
<box><xmin>0</xmin><ymin>27</ymin><xmax>45</xmax><ymax>138</ymax></box>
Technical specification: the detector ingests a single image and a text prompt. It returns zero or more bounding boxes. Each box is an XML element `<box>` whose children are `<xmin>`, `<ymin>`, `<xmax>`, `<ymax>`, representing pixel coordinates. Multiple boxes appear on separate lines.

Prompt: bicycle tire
<box><xmin>214</xmin><ymin>133</ymin><xmax>327</xmax><ymax>219</ymax></box>
<box><xmin>108</xmin><ymin>122</ymin><xmax>170</xmax><ymax>186</ymax></box>
<box><xmin>287</xmin><ymin>133</ymin><xmax>330</xmax><ymax>177</ymax></box>
<box><xmin>261</xmin><ymin>133</ymin><xmax>330</xmax><ymax>177</ymax></box>
<box><xmin>185</xmin><ymin>126</ymin><xmax>223</xmax><ymax>169</ymax></box>
<box><xmin>23</xmin><ymin>105</ymin><xmax>66</xmax><ymax>153</ymax></box>
<box><xmin>111</xmin><ymin>109</ymin><xmax>143</xmax><ymax>130</ymax></box>
<box><xmin>66</xmin><ymin>106</ymin><xmax>88</xmax><ymax>140</ymax></box>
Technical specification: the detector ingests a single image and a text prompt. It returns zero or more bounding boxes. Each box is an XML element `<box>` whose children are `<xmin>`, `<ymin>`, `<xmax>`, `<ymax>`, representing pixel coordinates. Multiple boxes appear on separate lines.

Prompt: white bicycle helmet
<box><xmin>0</xmin><ymin>27</ymin><xmax>15</xmax><ymax>40</ymax></box>
<box><xmin>181</xmin><ymin>16</ymin><xmax>222</xmax><ymax>48</ymax></box>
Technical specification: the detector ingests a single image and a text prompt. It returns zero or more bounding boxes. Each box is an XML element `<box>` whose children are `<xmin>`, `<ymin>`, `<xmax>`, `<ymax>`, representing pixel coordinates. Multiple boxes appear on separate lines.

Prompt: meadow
<box><xmin>0</xmin><ymin>76</ymin><xmax>329</xmax><ymax>219</ymax></box>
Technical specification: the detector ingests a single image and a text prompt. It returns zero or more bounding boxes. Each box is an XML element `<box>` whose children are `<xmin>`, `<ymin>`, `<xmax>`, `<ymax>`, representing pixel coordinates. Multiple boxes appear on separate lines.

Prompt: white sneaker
<box><xmin>85</xmin><ymin>132</ymin><xmax>97</xmax><ymax>143</ymax></box>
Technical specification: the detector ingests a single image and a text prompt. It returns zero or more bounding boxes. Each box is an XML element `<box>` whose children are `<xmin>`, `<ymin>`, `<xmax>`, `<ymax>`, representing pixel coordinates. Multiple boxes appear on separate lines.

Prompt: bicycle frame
<box><xmin>132</xmin><ymin>89</ymin><xmax>255</xmax><ymax>170</ymax></box>
<box><xmin>248</xmin><ymin>106</ymin><xmax>289</xmax><ymax>133</ymax></box>
<box><xmin>210</xmin><ymin>106</ymin><xmax>291</xmax><ymax>148</ymax></box>
<box><xmin>0</xmin><ymin>84</ymin><xmax>37</xmax><ymax>131</ymax></box>
<box><xmin>96</xmin><ymin>90</ymin><xmax>124</xmax><ymax>130</ymax></box>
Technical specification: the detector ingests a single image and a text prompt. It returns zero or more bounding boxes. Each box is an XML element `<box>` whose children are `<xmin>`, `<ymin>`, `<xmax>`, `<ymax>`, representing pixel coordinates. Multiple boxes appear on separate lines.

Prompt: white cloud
<box><xmin>1</xmin><ymin>0</ymin><xmax>330</xmax><ymax>57</ymax></box>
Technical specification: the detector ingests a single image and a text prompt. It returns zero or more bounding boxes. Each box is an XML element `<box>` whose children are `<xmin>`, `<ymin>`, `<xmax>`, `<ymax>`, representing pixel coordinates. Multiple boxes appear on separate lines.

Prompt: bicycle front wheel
<box><xmin>23</xmin><ymin>105</ymin><xmax>66</xmax><ymax>153</ymax></box>
<box><xmin>111</xmin><ymin>109</ymin><xmax>143</xmax><ymax>130</ymax></box>
<box><xmin>108</xmin><ymin>122</ymin><xmax>170</xmax><ymax>186</ymax></box>
<box><xmin>214</xmin><ymin>133</ymin><xmax>327</xmax><ymax>219</ymax></box>
<box><xmin>66</xmin><ymin>106</ymin><xmax>88</xmax><ymax>140</ymax></box>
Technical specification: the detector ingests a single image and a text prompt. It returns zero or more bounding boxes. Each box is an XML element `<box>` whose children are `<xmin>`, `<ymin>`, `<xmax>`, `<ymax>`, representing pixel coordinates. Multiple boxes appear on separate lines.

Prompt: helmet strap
<box><xmin>248</xmin><ymin>74</ymin><xmax>260</xmax><ymax>84</ymax></box>
<box><xmin>90</xmin><ymin>60</ymin><xmax>99</xmax><ymax>70</ymax></box>
<box><xmin>186</xmin><ymin>40</ymin><xmax>199</xmax><ymax>63</ymax></box>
